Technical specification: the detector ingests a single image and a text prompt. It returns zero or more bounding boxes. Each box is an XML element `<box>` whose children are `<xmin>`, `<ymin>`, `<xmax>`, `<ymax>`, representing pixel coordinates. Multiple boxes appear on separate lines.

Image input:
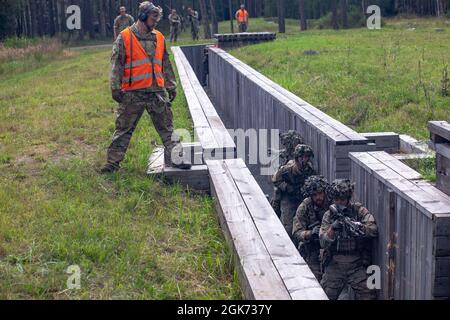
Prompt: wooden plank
<box><xmin>225</xmin><ymin>158</ymin><xmax>327</xmax><ymax>300</ymax></box>
<box><xmin>147</xmin><ymin>146</ymin><xmax>165</xmax><ymax>174</ymax></box>
<box><xmin>434</xmin><ymin>277</ymin><xmax>450</xmax><ymax>297</ymax></box>
<box><xmin>435</xmin><ymin>257</ymin><xmax>450</xmax><ymax>277</ymax></box>
<box><xmin>435</xmin><ymin>236</ymin><xmax>450</xmax><ymax>256</ymax></box>
<box><xmin>434</xmin><ymin>214</ymin><xmax>450</xmax><ymax>236</ymax></box>
<box><xmin>428</xmin><ymin>121</ymin><xmax>450</xmax><ymax>142</ymax></box>
<box><xmin>207</xmin><ymin>160</ymin><xmax>291</xmax><ymax>300</ymax></box>
<box><xmin>368</xmin><ymin>151</ymin><xmax>422</xmax><ymax>180</ymax></box>
<box><xmin>177</xmin><ymin>47</ymin><xmax>236</xmax><ymax>151</ymax></box>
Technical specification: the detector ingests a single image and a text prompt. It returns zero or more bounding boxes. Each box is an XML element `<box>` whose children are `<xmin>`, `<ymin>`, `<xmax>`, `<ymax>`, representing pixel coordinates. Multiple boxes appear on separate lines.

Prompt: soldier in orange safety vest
<box><xmin>235</xmin><ymin>4</ymin><xmax>249</xmax><ymax>32</ymax></box>
<box><xmin>101</xmin><ymin>1</ymin><xmax>192</xmax><ymax>173</ymax></box>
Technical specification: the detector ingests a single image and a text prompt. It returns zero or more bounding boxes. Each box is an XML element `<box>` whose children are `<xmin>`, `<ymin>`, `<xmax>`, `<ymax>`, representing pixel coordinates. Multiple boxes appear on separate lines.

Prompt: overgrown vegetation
<box><xmin>0</xmin><ymin>37</ymin><xmax>241</xmax><ymax>299</ymax></box>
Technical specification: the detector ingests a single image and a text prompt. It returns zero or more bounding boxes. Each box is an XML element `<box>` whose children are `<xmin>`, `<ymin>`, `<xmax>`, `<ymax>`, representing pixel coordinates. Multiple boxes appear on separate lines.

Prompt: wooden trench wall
<box><xmin>177</xmin><ymin>45</ymin><xmax>450</xmax><ymax>299</ymax></box>
<box><xmin>350</xmin><ymin>151</ymin><xmax>450</xmax><ymax>299</ymax></box>
<box><xmin>174</xmin><ymin>45</ymin><xmax>327</xmax><ymax>300</ymax></box>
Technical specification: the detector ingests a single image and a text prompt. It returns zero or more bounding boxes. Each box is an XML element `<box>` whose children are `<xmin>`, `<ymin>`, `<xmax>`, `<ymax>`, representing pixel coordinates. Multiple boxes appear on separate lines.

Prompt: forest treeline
<box><xmin>1</xmin><ymin>0</ymin><xmax>449</xmax><ymax>40</ymax></box>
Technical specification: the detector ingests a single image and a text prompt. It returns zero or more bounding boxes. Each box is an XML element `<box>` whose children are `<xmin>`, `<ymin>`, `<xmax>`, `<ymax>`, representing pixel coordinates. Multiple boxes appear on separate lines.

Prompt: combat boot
<box><xmin>99</xmin><ymin>163</ymin><xmax>120</xmax><ymax>174</ymax></box>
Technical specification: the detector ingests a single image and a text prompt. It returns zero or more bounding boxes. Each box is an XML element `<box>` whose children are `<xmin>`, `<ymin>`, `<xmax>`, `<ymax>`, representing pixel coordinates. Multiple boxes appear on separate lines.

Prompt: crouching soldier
<box><xmin>292</xmin><ymin>176</ymin><xmax>330</xmax><ymax>281</ymax></box>
<box><xmin>270</xmin><ymin>130</ymin><xmax>304</xmax><ymax>217</ymax></box>
<box><xmin>272</xmin><ymin>144</ymin><xmax>315</xmax><ymax>236</ymax></box>
<box><xmin>319</xmin><ymin>179</ymin><xmax>378</xmax><ymax>300</ymax></box>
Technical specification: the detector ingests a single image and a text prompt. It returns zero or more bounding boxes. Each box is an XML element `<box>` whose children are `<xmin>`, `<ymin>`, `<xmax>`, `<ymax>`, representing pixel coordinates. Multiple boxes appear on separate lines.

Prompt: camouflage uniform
<box><xmin>188</xmin><ymin>11</ymin><xmax>200</xmax><ymax>40</ymax></box>
<box><xmin>168</xmin><ymin>12</ymin><xmax>181</xmax><ymax>42</ymax></box>
<box><xmin>270</xmin><ymin>130</ymin><xmax>303</xmax><ymax>217</ymax></box>
<box><xmin>107</xmin><ymin>23</ymin><xmax>179</xmax><ymax>169</ymax></box>
<box><xmin>114</xmin><ymin>14</ymin><xmax>135</xmax><ymax>37</ymax></box>
<box><xmin>319</xmin><ymin>179</ymin><xmax>378</xmax><ymax>300</ymax></box>
<box><xmin>272</xmin><ymin>145</ymin><xmax>316</xmax><ymax>236</ymax></box>
<box><xmin>292</xmin><ymin>176</ymin><xmax>330</xmax><ymax>281</ymax></box>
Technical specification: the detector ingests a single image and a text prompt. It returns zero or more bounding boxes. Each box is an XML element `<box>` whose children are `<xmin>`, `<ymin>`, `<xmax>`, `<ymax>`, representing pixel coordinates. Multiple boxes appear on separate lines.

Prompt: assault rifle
<box><xmin>329</xmin><ymin>204</ymin><xmax>366</xmax><ymax>238</ymax></box>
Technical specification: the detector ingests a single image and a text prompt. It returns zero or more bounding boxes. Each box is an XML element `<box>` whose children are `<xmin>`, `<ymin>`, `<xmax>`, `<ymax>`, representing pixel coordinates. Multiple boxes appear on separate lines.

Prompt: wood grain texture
<box><xmin>350</xmin><ymin>151</ymin><xmax>450</xmax><ymax>299</ymax></box>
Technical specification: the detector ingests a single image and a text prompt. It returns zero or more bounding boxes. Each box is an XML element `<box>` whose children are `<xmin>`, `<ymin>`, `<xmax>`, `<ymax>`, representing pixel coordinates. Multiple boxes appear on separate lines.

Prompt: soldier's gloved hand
<box><xmin>331</xmin><ymin>220</ymin><xmax>343</xmax><ymax>232</ymax></box>
<box><xmin>112</xmin><ymin>89</ymin><xmax>124</xmax><ymax>103</ymax></box>
<box><xmin>168</xmin><ymin>89</ymin><xmax>177</xmax><ymax>102</ymax></box>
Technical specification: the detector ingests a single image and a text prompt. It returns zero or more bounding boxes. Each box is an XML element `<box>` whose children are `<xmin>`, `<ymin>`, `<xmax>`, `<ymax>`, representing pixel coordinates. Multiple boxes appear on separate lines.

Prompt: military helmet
<box><xmin>302</xmin><ymin>175</ymin><xmax>329</xmax><ymax>198</ymax></box>
<box><xmin>293</xmin><ymin>144</ymin><xmax>314</xmax><ymax>159</ymax></box>
<box><xmin>280</xmin><ymin>130</ymin><xmax>303</xmax><ymax>151</ymax></box>
<box><xmin>328</xmin><ymin>179</ymin><xmax>355</xmax><ymax>200</ymax></box>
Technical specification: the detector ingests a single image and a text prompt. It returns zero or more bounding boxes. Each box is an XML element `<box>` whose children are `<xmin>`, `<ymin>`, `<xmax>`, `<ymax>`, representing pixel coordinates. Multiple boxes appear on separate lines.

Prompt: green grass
<box><xmin>229</xmin><ymin>18</ymin><xmax>450</xmax><ymax>140</ymax></box>
<box><xmin>0</xmin><ymin>38</ymin><xmax>241</xmax><ymax>299</ymax></box>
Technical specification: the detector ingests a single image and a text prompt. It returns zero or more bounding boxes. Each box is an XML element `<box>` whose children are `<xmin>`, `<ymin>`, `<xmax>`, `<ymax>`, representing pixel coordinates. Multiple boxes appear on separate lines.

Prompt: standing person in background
<box><xmin>168</xmin><ymin>9</ymin><xmax>181</xmax><ymax>43</ymax></box>
<box><xmin>113</xmin><ymin>6</ymin><xmax>135</xmax><ymax>40</ymax></box>
<box><xmin>235</xmin><ymin>4</ymin><xmax>249</xmax><ymax>32</ymax></box>
<box><xmin>187</xmin><ymin>7</ymin><xmax>200</xmax><ymax>40</ymax></box>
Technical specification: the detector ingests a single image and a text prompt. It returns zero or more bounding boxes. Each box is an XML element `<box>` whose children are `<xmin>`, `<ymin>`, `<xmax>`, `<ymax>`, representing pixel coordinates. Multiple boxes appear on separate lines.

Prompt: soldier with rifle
<box><xmin>292</xmin><ymin>176</ymin><xmax>330</xmax><ymax>281</ymax></box>
<box><xmin>319</xmin><ymin>179</ymin><xmax>378</xmax><ymax>300</ymax></box>
<box><xmin>272</xmin><ymin>144</ymin><xmax>316</xmax><ymax>237</ymax></box>
<box><xmin>270</xmin><ymin>130</ymin><xmax>303</xmax><ymax>217</ymax></box>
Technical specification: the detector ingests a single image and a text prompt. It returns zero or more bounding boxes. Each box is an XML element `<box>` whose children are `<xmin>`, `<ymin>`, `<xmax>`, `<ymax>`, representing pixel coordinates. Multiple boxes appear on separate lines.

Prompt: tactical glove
<box><xmin>112</xmin><ymin>89</ymin><xmax>124</xmax><ymax>103</ymax></box>
<box><xmin>331</xmin><ymin>220</ymin><xmax>343</xmax><ymax>232</ymax></box>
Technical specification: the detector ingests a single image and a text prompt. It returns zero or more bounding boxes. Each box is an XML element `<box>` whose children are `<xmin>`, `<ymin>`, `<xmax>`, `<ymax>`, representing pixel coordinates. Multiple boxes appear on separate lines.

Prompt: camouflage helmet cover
<box><xmin>293</xmin><ymin>144</ymin><xmax>314</xmax><ymax>159</ymax></box>
<box><xmin>328</xmin><ymin>179</ymin><xmax>355</xmax><ymax>200</ymax></box>
<box><xmin>302</xmin><ymin>175</ymin><xmax>329</xmax><ymax>198</ymax></box>
<box><xmin>280</xmin><ymin>130</ymin><xmax>303</xmax><ymax>151</ymax></box>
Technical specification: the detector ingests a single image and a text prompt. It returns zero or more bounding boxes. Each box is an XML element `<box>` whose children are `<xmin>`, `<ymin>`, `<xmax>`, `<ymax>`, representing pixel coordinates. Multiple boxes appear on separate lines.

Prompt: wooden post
<box><xmin>387</xmin><ymin>189</ymin><xmax>397</xmax><ymax>300</ymax></box>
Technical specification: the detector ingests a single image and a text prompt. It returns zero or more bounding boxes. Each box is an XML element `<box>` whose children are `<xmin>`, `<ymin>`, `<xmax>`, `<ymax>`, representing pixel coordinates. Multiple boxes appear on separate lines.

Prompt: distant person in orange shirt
<box><xmin>235</xmin><ymin>4</ymin><xmax>249</xmax><ymax>32</ymax></box>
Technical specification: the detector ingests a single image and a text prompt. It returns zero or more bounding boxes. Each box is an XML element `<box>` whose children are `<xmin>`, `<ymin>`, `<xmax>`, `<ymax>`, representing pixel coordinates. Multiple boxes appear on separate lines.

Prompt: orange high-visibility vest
<box><xmin>236</xmin><ymin>9</ymin><xmax>248</xmax><ymax>23</ymax></box>
<box><xmin>121</xmin><ymin>27</ymin><xmax>165</xmax><ymax>91</ymax></box>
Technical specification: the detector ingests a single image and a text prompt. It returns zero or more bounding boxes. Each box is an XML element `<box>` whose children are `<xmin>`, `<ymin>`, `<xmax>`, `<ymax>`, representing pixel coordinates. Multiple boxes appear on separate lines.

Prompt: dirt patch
<box><xmin>13</xmin><ymin>139</ymin><xmax>98</xmax><ymax>175</ymax></box>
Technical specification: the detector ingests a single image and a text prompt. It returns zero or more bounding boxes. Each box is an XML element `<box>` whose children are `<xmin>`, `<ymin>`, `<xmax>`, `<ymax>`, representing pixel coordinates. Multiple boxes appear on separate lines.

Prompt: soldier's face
<box><xmin>300</xmin><ymin>155</ymin><xmax>310</xmax><ymax>165</ymax></box>
<box><xmin>120</xmin><ymin>9</ymin><xmax>126</xmax><ymax>16</ymax></box>
<box><xmin>312</xmin><ymin>191</ymin><xmax>326</xmax><ymax>207</ymax></box>
<box><xmin>146</xmin><ymin>11</ymin><xmax>161</xmax><ymax>28</ymax></box>
<box><xmin>334</xmin><ymin>198</ymin><xmax>349</xmax><ymax>207</ymax></box>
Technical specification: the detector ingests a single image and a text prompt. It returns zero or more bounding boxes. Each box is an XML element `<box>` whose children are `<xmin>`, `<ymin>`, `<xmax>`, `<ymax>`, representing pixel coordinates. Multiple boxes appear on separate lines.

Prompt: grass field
<box><xmin>0</xmin><ymin>35</ymin><xmax>241</xmax><ymax>299</ymax></box>
<box><xmin>230</xmin><ymin>18</ymin><xmax>450</xmax><ymax>140</ymax></box>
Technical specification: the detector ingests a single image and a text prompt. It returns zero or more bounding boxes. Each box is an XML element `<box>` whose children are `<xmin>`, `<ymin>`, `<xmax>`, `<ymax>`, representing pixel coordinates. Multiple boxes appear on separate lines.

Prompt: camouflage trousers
<box><xmin>170</xmin><ymin>25</ymin><xmax>179</xmax><ymax>42</ymax></box>
<box><xmin>106</xmin><ymin>91</ymin><xmax>178</xmax><ymax>167</ymax></box>
<box><xmin>238</xmin><ymin>23</ymin><xmax>248</xmax><ymax>32</ymax></box>
<box><xmin>191</xmin><ymin>26</ymin><xmax>199</xmax><ymax>40</ymax></box>
<box><xmin>320</xmin><ymin>257</ymin><xmax>377</xmax><ymax>300</ymax></box>
<box><xmin>280</xmin><ymin>197</ymin><xmax>301</xmax><ymax>239</ymax></box>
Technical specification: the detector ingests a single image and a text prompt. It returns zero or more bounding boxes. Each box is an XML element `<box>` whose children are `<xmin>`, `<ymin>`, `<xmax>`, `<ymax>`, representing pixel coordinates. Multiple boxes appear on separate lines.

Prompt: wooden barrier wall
<box><xmin>206</xmin><ymin>47</ymin><xmax>376</xmax><ymax>196</ymax></box>
<box><xmin>350</xmin><ymin>151</ymin><xmax>450</xmax><ymax>299</ymax></box>
<box><xmin>180</xmin><ymin>44</ymin><xmax>209</xmax><ymax>86</ymax></box>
